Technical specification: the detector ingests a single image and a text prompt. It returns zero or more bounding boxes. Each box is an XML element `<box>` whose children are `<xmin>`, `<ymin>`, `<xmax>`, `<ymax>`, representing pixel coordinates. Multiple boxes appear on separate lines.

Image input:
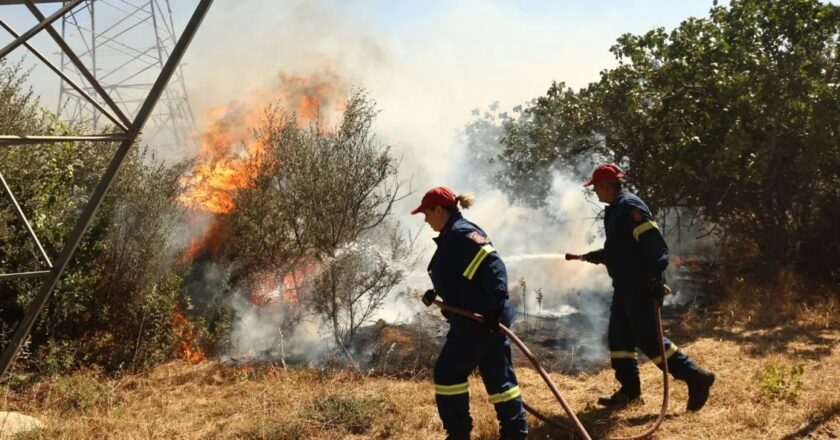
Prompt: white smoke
<box><xmin>169</xmin><ymin>0</ymin><xmax>716</xmax><ymax>366</ymax></box>
<box><xmin>391</xmin><ymin>165</ymin><xmax>615</xmax><ymax>365</ymax></box>
<box><xmin>227</xmin><ymin>293</ymin><xmax>330</xmax><ymax>366</ymax></box>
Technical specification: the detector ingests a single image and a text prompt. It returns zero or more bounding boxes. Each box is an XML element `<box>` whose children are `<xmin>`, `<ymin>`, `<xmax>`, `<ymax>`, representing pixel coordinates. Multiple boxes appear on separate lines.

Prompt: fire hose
<box><xmin>431</xmin><ymin>299</ymin><xmax>592</xmax><ymax>440</ymax></box>
<box><xmin>564</xmin><ymin>253</ymin><xmax>670</xmax><ymax>440</ymax></box>
<box><xmin>428</xmin><ymin>255</ymin><xmax>671</xmax><ymax>440</ymax></box>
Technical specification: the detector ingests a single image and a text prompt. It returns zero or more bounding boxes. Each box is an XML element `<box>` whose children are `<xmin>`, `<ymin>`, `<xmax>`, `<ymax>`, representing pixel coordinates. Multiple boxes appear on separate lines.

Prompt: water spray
<box><xmin>503</xmin><ymin>253</ymin><xmax>571</xmax><ymax>263</ymax></box>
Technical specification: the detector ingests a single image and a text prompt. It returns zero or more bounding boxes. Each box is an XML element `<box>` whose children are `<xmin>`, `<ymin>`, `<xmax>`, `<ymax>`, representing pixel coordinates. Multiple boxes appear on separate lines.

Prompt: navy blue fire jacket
<box><xmin>428</xmin><ymin>211</ymin><xmax>514</xmax><ymax>325</ymax></box>
<box><xmin>603</xmin><ymin>190</ymin><xmax>670</xmax><ymax>289</ymax></box>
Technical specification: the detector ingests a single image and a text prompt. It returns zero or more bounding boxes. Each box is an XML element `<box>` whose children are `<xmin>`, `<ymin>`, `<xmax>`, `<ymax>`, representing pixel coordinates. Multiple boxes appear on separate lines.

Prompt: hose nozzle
<box><xmin>565</xmin><ymin>253</ymin><xmax>581</xmax><ymax>261</ymax></box>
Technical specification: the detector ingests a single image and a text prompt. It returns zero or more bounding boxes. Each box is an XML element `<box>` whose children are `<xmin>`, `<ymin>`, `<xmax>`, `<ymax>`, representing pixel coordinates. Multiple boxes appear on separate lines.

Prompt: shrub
<box><xmin>304</xmin><ymin>394</ymin><xmax>390</xmax><ymax>435</ymax></box>
<box><xmin>756</xmin><ymin>362</ymin><xmax>805</xmax><ymax>401</ymax></box>
<box><xmin>46</xmin><ymin>369</ymin><xmax>113</xmax><ymax>412</ymax></box>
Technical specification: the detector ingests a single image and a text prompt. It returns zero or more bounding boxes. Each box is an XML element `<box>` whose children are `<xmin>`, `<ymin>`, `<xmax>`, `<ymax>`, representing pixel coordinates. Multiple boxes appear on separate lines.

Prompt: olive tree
<box><xmin>226</xmin><ymin>90</ymin><xmax>409</xmax><ymax>350</ymax></box>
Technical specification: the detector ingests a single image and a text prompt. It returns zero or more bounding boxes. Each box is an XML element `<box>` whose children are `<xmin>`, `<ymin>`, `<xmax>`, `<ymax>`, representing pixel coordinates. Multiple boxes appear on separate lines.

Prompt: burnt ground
<box><xmin>356</xmin><ymin>296</ymin><xmax>708</xmax><ymax>381</ymax></box>
<box><xmin>226</xmin><ymin>265</ymin><xmax>714</xmax><ymax>382</ymax></box>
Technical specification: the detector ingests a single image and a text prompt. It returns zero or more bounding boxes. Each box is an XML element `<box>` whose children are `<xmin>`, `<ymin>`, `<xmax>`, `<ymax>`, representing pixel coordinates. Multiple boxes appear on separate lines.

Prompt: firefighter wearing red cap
<box><xmin>413</xmin><ymin>186</ymin><xmax>527</xmax><ymax>440</ymax></box>
<box><xmin>575</xmin><ymin>163</ymin><xmax>716</xmax><ymax>411</ymax></box>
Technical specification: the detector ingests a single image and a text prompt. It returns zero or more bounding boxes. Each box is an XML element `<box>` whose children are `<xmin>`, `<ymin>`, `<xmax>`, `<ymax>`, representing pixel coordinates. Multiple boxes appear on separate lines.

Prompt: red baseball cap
<box><xmin>583</xmin><ymin>163</ymin><xmax>625</xmax><ymax>187</ymax></box>
<box><xmin>411</xmin><ymin>186</ymin><xmax>457</xmax><ymax>214</ymax></box>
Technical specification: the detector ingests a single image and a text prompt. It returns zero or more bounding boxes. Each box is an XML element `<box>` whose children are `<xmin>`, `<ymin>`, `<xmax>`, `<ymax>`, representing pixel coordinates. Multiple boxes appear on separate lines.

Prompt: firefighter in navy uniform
<box><xmin>575</xmin><ymin>163</ymin><xmax>716</xmax><ymax>412</ymax></box>
<box><xmin>412</xmin><ymin>186</ymin><xmax>528</xmax><ymax>440</ymax></box>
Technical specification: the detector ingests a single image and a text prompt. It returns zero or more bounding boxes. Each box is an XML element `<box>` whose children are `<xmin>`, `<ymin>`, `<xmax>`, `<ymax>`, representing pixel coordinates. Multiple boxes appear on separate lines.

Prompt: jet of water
<box><xmin>504</xmin><ymin>253</ymin><xmax>569</xmax><ymax>263</ymax></box>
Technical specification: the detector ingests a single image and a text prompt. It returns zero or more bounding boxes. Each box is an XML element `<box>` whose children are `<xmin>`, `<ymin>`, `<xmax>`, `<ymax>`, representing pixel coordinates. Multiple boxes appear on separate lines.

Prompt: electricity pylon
<box><xmin>0</xmin><ymin>0</ymin><xmax>213</xmax><ymax>379</ymax></box>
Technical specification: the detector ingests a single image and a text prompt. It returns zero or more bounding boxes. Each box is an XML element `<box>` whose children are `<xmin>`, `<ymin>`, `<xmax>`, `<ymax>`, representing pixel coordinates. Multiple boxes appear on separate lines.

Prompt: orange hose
<box><xmin>432</xmin><ymin>296</ymin><xmax>671</xmax><ymax>440</ymax></box>
<box><xmin>609</xmin><ymin>298</ymin><xmax>669</xmax><ymax>440</ymax></box>
<box><xmin>433</xmin><ymin>300</ymin><xmax>592</xmax><ymax>440</ymax></box>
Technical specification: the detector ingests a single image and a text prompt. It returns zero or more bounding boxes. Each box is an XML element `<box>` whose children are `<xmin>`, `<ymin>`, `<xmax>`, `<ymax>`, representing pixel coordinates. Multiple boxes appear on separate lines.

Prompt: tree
<box><xmin>226</xmin><ymin>90</ymin><xmax>409</xmax><ymax>350</ymax></box>
<box><xmin>475</xmin><ymin>0</ymin><xmax>840</xmax><ymax>280</ymax></box>
<box><xmin>311</xmin><ymin>233</ymin><xmax>408</xmax><ymax>348</ymax></box>
<box><xmin>0</xmin><ymin>60</ymin><xmax>189</xmax><ymax>372</ymax></box>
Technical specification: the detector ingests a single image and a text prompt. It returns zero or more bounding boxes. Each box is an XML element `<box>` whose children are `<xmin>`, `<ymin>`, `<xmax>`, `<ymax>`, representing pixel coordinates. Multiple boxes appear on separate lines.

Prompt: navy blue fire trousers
<box><xmin>433</xmin><ymin>317</ymin><xmax>528</xmax><ymax>439</ymax></box>
<box><xmin>608</xmin><ymin>287</ymin><xmax>702</xmax><ymax>390</ymax></box>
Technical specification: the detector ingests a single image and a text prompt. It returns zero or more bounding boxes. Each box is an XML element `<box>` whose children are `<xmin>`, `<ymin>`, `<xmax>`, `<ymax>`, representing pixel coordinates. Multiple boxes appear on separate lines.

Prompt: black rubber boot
<box><xmin>686</xmin><ymin>368</ymin><xmax>716</xmax><ymax>411</ymax></box>
<box><xmin>597</xmin><ymin>387</ymin><xmax>643</xmax><ymax>407</ymax></box>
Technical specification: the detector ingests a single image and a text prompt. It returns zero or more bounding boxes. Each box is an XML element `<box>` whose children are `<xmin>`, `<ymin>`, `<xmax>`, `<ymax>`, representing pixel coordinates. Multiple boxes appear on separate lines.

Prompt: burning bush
<box><xmin>174</xmin><ymin>84</ymin><xmax>410</xmax><ymax>365</ymax></box>
<box><xmin>221</xmin><ymin>91</ymin><xmax>408</xmax><ymax>354</ymax></box>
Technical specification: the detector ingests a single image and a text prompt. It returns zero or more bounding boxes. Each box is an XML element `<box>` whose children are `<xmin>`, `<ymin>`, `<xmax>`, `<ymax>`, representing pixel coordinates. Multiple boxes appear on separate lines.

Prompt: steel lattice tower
<box><xmin>56</xmin><ymin>0</ymin><xmax>194</xmax><ymax>149</ymax></box>
<box><xmin>0</xmin><ymin>0</ymin><xmax>213</xmax><ymax>379</ymax></box>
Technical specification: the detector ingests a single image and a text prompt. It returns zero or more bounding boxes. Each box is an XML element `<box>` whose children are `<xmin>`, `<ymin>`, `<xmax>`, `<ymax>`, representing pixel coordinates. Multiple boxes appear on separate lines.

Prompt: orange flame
<box><xmin>282</xmin><ymin>271</ymin><xmax>300</xmax><ymax>304</ymax></box>
<box><xmin>246</xmin><ymin>264</ymin><xmax>316</xmax><ymax>307</ymax></box>
<box><xmin>279</xmin><ymin>263</ymin><xmax>318</xmax><ymax>304</ymax></box>
<box><xmin>178</xmin><ymin>71</ymin><xmax>347</xmax><ymax>216</ymax></box>
<box><xmin>179</xmin><ymin>219</ymin><xmax>230</xmax><ymax>262</ymax></box>
<box><xmin>172</xmin><ymin>309</ymin><xmax>206</xmax><ymax>364</ymax></box>
<box><xmin>177</xmin><ymin>101</ymin><xmax>262</xmax><ymax>214</ymax></box>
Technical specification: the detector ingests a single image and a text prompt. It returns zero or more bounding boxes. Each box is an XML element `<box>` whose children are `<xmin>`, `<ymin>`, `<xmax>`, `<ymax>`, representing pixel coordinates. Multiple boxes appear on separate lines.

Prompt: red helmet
<box><xmin>410</xmin><ymin>186</ymin><xmax>457</xmax><ymax>214</ymax></box>
<box><xmin>583</xmin><ymin>163</ymin><xmax>625</xmax><ymax>187</ymax></box>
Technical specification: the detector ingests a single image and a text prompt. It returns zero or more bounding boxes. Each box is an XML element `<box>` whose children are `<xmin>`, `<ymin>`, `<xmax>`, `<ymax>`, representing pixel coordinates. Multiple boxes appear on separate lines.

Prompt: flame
<box><xmin>280</xmin><ymin>263</ymin><xmax>321</xmax><ymax>304</ymax></box>
<box><xmin>172</xmin><ymin>309</ymin><xmax>206</xmax><ymax>364</ymax></box>
<box><xmin>178</xmin><ymin>71</ymin><xmax>347</xmax><ymax>216</ymax></box>
<box><xmin>175</xmin><ymin>71</ymin><xmax>348</xmax><ymax>272</ymax></box>
<box><xmin>179</xmin><ymin>219</ymin><xmax>230</xmax><ymax>262</ymax></box>
<box><xmin>282</xmin><ymin>271</ymin><xmax>299</xmax><ymax>304</ymax></box>
<box><xmin>266</xmin><ymin>364</ymin><xmax>285</xmax><ymax>380</ymax></box>
<box><xmin>280</xmin><ymin>73</ymin><xmax>346</xmax><ymax>122</ymax></box>
<box><xmin>246</xmin><ymin>264</ymin><xmax>317</xmax><ymax>307</ymax></box>
<box><xmin>177</xmin><ymin>102</ymin><xmax>262</xmax><ymax>214</ymax></box>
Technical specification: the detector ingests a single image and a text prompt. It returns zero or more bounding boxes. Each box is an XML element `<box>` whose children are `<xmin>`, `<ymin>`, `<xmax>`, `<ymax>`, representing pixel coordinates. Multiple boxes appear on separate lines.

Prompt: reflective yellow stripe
<box><xmin>650</xmin><ymin>343</ymin><xmax>679</xmax><ymax>365</ymax></box>
<box><xmin>632</xmin><ymin>220</ymin><xmax>658</xmax><ymax>241</ymax></box>
<box><xmin>488</xmin><ymin>385</ymin><xmax>521</xmax><ymax>404</ymax></box>
<box><xmin>610</xmin><ymin>351</ymin><xmax>639</xmax><ymax>360</ymax></box>
<box><xmin>435</xmin><ymin>382</ymin><xmax>469</xmax><ymax>396</ymax></box>
<box><xmin>462</xmin><ymin>244</ymin><xmax>495</xmax><ymax>280</ymax></box>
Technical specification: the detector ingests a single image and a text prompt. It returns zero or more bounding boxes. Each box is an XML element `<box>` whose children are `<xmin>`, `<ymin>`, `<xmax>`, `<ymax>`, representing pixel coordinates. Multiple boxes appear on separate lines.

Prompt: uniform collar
<box><xmin>609</xmin><ymin>189</ymin><xmax>629</xmax><ymax>206</ymax></box>
<box><xmin>432</xmin><ymin>211</ymin><xmax>462</xmax><ymax>245</ymax></box>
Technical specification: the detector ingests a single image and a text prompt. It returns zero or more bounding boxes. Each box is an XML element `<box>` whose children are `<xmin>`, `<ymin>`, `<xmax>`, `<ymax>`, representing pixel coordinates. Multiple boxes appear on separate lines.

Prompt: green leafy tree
<box><xmin>0</xmin><ymin>61</ymin><xmax>189</xmax><ymax>373</ymax></box>
<box><xmin>476</xmin><ymin>0</ymin><xmax>840</xmax><ymax>280</ymax></box>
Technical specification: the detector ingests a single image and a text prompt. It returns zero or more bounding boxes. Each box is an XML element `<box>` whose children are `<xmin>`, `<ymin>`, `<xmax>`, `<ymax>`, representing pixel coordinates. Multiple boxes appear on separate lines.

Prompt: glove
<box><xmin>580</xmin><ymin>249</ymin><xmax>604</xmax><ymax>265</ymax></box>
<box><xmin>483</xmin><ymin>309</ymin><xmax>502</xmax><ymax>332</ymax></box>
<box><xmin>647</xmin><ymin>277</ymin><xmax>666</xmax><ymax>305</ymax></box>
<box><xmin>421</xmin><ymin>289</ymin><xmax>437</xmax><ymax>307</ymax></box>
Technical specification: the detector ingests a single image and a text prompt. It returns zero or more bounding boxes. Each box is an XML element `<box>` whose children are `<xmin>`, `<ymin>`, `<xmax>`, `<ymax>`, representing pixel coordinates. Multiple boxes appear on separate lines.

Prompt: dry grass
<box><xmin>4</xmin><ymin>290</ymin><xmax>839</xmax><ymax>439</ymax></box>
<box><xmin>710</xmin><ymin>267</ymin><xmax>839</xmax><ymax>331</ymax></box>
